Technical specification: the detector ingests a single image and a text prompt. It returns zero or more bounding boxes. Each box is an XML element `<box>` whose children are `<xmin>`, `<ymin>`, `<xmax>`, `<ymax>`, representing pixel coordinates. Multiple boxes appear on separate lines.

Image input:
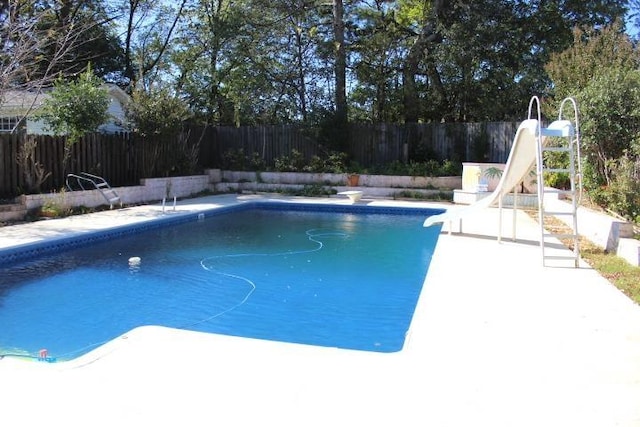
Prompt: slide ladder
<box><xmin>533</xmin><ymin>97</ymin><xmax>582</xmax><ymax>267</ymax></box>
<box><xmin>66</xmin><ymin>172</ymin><xmax>122</xmax><ymax>209</ymax></box>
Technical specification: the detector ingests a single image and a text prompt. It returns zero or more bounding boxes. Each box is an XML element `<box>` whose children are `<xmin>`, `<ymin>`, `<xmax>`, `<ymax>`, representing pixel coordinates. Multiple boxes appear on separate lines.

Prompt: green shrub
<box><xmin>280</xmin><ymin>184</ymin><xmax>335</xmax><ymax>197</ymax></box>
<box><xmin>303</xmin><ymin>155</ymin><xmax>326</xmax><ymax>173</ymax></box>
<box><xmin>39</xmin><ymin>191</ymin><xmax>72</xmax><ymax>218</ymax></box>
<box><xmin>221</xmin><ymin>148</ymin><xmax>249</xmax><ymax>170</ymax></box>
<box><xmin>323</xmin><ymin>152</ymin><xmax>348</xmax><ymax>173</ymax></box>
<box><xmin>577</xmin><ymin>68</ymin><xmax>640</xmax><ymax>219</ymax></box>
<box><xmin>220</xmin><ymin>148</ymin><xmax>461</xmax><ymax>178</ymax></box>
<box><xmin>377</xmin><ymin>159</ymin><xmax>461</xmax><ymax>177</ymax></box>
<box><xmin>250</xmin><ymin>152</ymin><xmax>266</xmax><ymax>171</ymax></box>
<box><xmin>593</xmin><ymin>155</ymin><xmax>640</xmax><ymax>222</ymax></box>
<box><xmin>383</xmin><ymin>161</ymin><xmax>408</xmax><ymax>175</ymax></box>
<box><xmin>440</xmin><ymin>160</ymin><xmax>462</xmax><ymax>176</ymax></box>
<box><xmin>126</xmin><ymin>88</ymin><xmax>191</xmax><ymax>139</ymax></box>
<box><xmin>274</xmin><ymin>149</ymin><xmax>306</xmax><ymax>172</ymax></box>
<box><xmin>395</xmin><ymin>190</ymin><xmax>453</xmax><ymax>201</ymax></box>
<box><xmin>37</xmin><ymin>65</ymin><xmax>110</xmax><ymax>146</ymax></box>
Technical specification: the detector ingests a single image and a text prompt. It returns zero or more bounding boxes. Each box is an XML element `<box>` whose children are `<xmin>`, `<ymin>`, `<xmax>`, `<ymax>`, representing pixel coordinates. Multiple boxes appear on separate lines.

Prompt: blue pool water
<box><xmin>0</xmin><ymin>203</ymin><xmax>442</xmax><ymax>359</ymax></box>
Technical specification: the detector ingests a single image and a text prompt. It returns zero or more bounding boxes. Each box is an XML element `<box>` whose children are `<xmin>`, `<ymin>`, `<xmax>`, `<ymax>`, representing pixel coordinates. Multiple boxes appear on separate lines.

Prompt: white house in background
<box><xmin>0</xmin><ymin>84</ymin><xmax>130</xmax><ymax>134</ymax></box>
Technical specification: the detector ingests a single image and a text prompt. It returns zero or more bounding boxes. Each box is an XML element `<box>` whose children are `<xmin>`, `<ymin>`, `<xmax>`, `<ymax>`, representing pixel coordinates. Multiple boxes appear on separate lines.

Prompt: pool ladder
<box><xmin>66</xmin><ymin>172</ymin><xmax>122</xmax><ymax>209</ymax></box>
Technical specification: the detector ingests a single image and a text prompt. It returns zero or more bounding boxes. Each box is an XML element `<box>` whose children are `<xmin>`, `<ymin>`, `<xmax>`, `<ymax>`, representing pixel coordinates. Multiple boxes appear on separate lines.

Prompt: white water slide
<box><xmin>424</xmin><ymin>111</ymin><xmax>575</xmax><ymax>243</ymax></box>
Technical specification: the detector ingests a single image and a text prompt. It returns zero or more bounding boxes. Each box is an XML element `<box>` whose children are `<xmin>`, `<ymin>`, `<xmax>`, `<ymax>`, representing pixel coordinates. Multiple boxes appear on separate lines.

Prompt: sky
<box><xmin>627</xmin><ymin>4</ymin><xmax>640</xmax><ymax>39</ymax></box>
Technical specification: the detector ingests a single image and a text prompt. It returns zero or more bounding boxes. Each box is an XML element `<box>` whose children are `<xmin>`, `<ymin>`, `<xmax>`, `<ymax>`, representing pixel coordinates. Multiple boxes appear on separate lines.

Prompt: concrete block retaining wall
<box><xmin>19</xmin><ymin>191</ymin><xmax>107</xmax><ymax>211</ymax></box>
<box><xmin>18</xmin><ymin>170</ymin><xmax>460</xmax><ymax>212</ymax></box>
<box><xmin>359</xmin><ymin>174</ymin><xmax>460</xmax><ymax>190</ymax></box>
<box><xmin>20</xmin><ymin>173</ymin><xmax>216</xmax><ymax>211</ymax></box>
<box><xmin>552</xmin><ymin>199</ymin><xmax>639</xmax><ymax>266</ymax></box>
<box><xmin>136</xmin><ymin>175</ymin><xmax>214</xmax><ymax>202</ymax></box>
<box><xmin>220</xmin><ymin>170</ymin><xmax>460</xmax><ymax>190</ymax></box>
<box><xmin>216</xmin><ymin>171</ymin><xmax>460</xmax><ymax>199</ymax></box>
<box><xmin>453</xmin><ymin>190</ymin><xmax>539</xmax><ymax>208</ymax></box>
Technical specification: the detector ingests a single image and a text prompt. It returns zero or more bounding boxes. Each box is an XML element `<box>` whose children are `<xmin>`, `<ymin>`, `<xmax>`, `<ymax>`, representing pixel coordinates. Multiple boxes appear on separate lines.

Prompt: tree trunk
<box><xmin>403</xmin><ymin>0</ymin><xmax>445</xmax><ymax>123</ymax></box>
<box><xmin>333</xmin><ymin>0</ymin><xmax>347</xmax><ymax>123</ymax></box>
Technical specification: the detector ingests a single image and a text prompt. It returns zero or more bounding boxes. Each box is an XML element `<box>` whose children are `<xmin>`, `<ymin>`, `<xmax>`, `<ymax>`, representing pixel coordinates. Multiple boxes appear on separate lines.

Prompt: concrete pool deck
<box><xmin>1</xmin><ymin>194</ymin><xmax>639</xmax><ymax>426</ymax></box>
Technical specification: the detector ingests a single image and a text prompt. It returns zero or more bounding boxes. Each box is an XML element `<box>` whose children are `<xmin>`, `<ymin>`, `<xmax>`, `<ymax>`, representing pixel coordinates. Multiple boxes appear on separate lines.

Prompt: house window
<box><xmin>0</xmin><ymin>116</ymin><xmax>24</xmax><ymax>133</ymax></box>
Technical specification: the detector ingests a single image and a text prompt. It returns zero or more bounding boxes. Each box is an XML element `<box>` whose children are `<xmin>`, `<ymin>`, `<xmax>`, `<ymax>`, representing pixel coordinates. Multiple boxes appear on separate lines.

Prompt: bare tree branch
<box><xmin>0</xmin><ymin>0</ymin><xmax>104</xmax><ymax>130</ymax></box>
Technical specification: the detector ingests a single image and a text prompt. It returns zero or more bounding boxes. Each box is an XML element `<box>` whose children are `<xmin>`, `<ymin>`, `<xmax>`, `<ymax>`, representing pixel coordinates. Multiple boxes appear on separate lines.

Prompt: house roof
<box><xmin>1</xmin><ymin>90</ymin><xmax>46</xmax><ymax>116</ymax></box>
<box><xmin>106</xmin><ymin>84</ymin><xmax>131</xmax><ymax>107</ymax></box>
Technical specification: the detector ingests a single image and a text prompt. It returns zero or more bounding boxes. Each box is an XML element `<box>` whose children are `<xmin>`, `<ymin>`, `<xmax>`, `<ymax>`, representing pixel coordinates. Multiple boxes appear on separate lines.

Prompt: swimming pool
<box><xmin>0</xmin><ymin>202</ymin><xmax>443</xmax><ymax>360</ymax></box>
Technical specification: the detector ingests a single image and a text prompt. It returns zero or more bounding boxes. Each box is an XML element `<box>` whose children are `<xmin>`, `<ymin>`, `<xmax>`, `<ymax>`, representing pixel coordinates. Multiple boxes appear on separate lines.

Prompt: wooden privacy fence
<box><xmin>0</xmin><ymin>121</ymin><xmax>520</xmax><ymax>198</ymax></box>
<box><xmin>1</xmin><ymin>132</ymin><xmax>148</xmax><ymax>198</ymax></box>
<box><xmin>346</xmin><ymin>122</ymin><xmax>520</xmax><ymax>166</ymax></box>
<box><xmin>214</xmin><ymin>122</ymin><xmax>520</xmax><ymax>167</ymax></box>
<box><xmin>211</xmin><ymin>125</ymin><xmax>318</xmax><ymax>167</ymax></box>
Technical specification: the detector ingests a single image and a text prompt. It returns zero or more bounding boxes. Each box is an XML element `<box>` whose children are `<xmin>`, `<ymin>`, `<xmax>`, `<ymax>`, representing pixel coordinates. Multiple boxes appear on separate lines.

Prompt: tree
<box><xmin>36</xmin><ymin>65</ymin><xmax>109</xmax><ymax>165</ymax></box>
<box><xmin>251</xmin><ymin>0</ymin><xmax>329</xmax><ymax>123</ymax></box>
<box><xmin>221</xmin><ymin>0</ymin><xmax>321</xmax><ymax>124</ymax></box>
<box><xmin>545</xmin><ymin>21</ymin><xmax>638</xmax><ymax>111</ymax></box>
<box><xmin>350</xmin><ymin>0</ymin><xmax>405</xmax><ymax>122</ymax></box>
<box><xmin>171</xmin><ymin>0</ymin><xmax>246</xmax><ymax>125</ymax></box>
<box><xmin>28</xmin><ymin>0</ymin><xmax>124</xmax><ymax>81</ymax></box>
<box><xmin>112</xmin><ymin>0</ymin><xmax>189</xmax><ymax>90</ymax></box>
<box><xmin>578</xmin><ymin>69</ymin><xmax>640</xmax><ymax>186</ymax></box>
<box><xmin>0</xmin><ymin>1</ymin><xmax>122</xmax><ymax>81</ymax></box>
<box><xmin>333</xmin><ymin>0</ymin><xmax>347</xmax><ymax>123</ymax></box>
<box><xmin>0</xmin><ymin>0</ymin><xmax>112</xmax><ymax>124</ymax></box>
<box><xmin>578</xmin><ymin>68</ymin><xmax>640</xmax><ymax>221</ymax></box>
<box><xmin>545</xmin><ymin>21</ymin><xmax>640</xmax><ymax>220</ymax></box>
<box><xmin>172</xmin><ymin>0</ymin><xmax>331</xmax><ymax>126</ymax></box>
<box><xmin>400</xmin><ymin>0</ymin><xmax>444</xmax><ymax>123</ymax></box>
<box><xmin>390</xmin><ymin>0</ymin><xmax>627</xmax><ymax>123</ymax></box>
<box><xmin>629</xmin><ymin>0</ymin><xmax>640</xmax><ymax>39</ymax></box>
<box><xmin>125</xmin><ymin>87</ymin><xmax>191</xmax><ymax>139</ymax></box>
<box><xmin>125</xmin><ymin>87</ymin><xmax>194</xmax><ymax>177</ymax></box>
<box><xmin>116</xmin><ymin>0</ymin><xmax>630</xmax><ymax>126</ymax></box>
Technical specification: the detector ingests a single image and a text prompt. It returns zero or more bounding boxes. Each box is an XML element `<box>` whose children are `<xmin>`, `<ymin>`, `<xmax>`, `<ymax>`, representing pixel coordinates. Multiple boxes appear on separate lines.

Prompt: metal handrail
<box><xmin>558</xmin><ymin>97</ymin><xmax>583</xmax><ymax>204</ymax></box>
<box><xmin>65</xmin><ymin>172</ymin><xmax>121</xmax><ymax>208</ymax></box>
<box><xmin>66</xmin><ymin>173</ymin><xmax>95</xmax><ymax>191</ymax></box>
